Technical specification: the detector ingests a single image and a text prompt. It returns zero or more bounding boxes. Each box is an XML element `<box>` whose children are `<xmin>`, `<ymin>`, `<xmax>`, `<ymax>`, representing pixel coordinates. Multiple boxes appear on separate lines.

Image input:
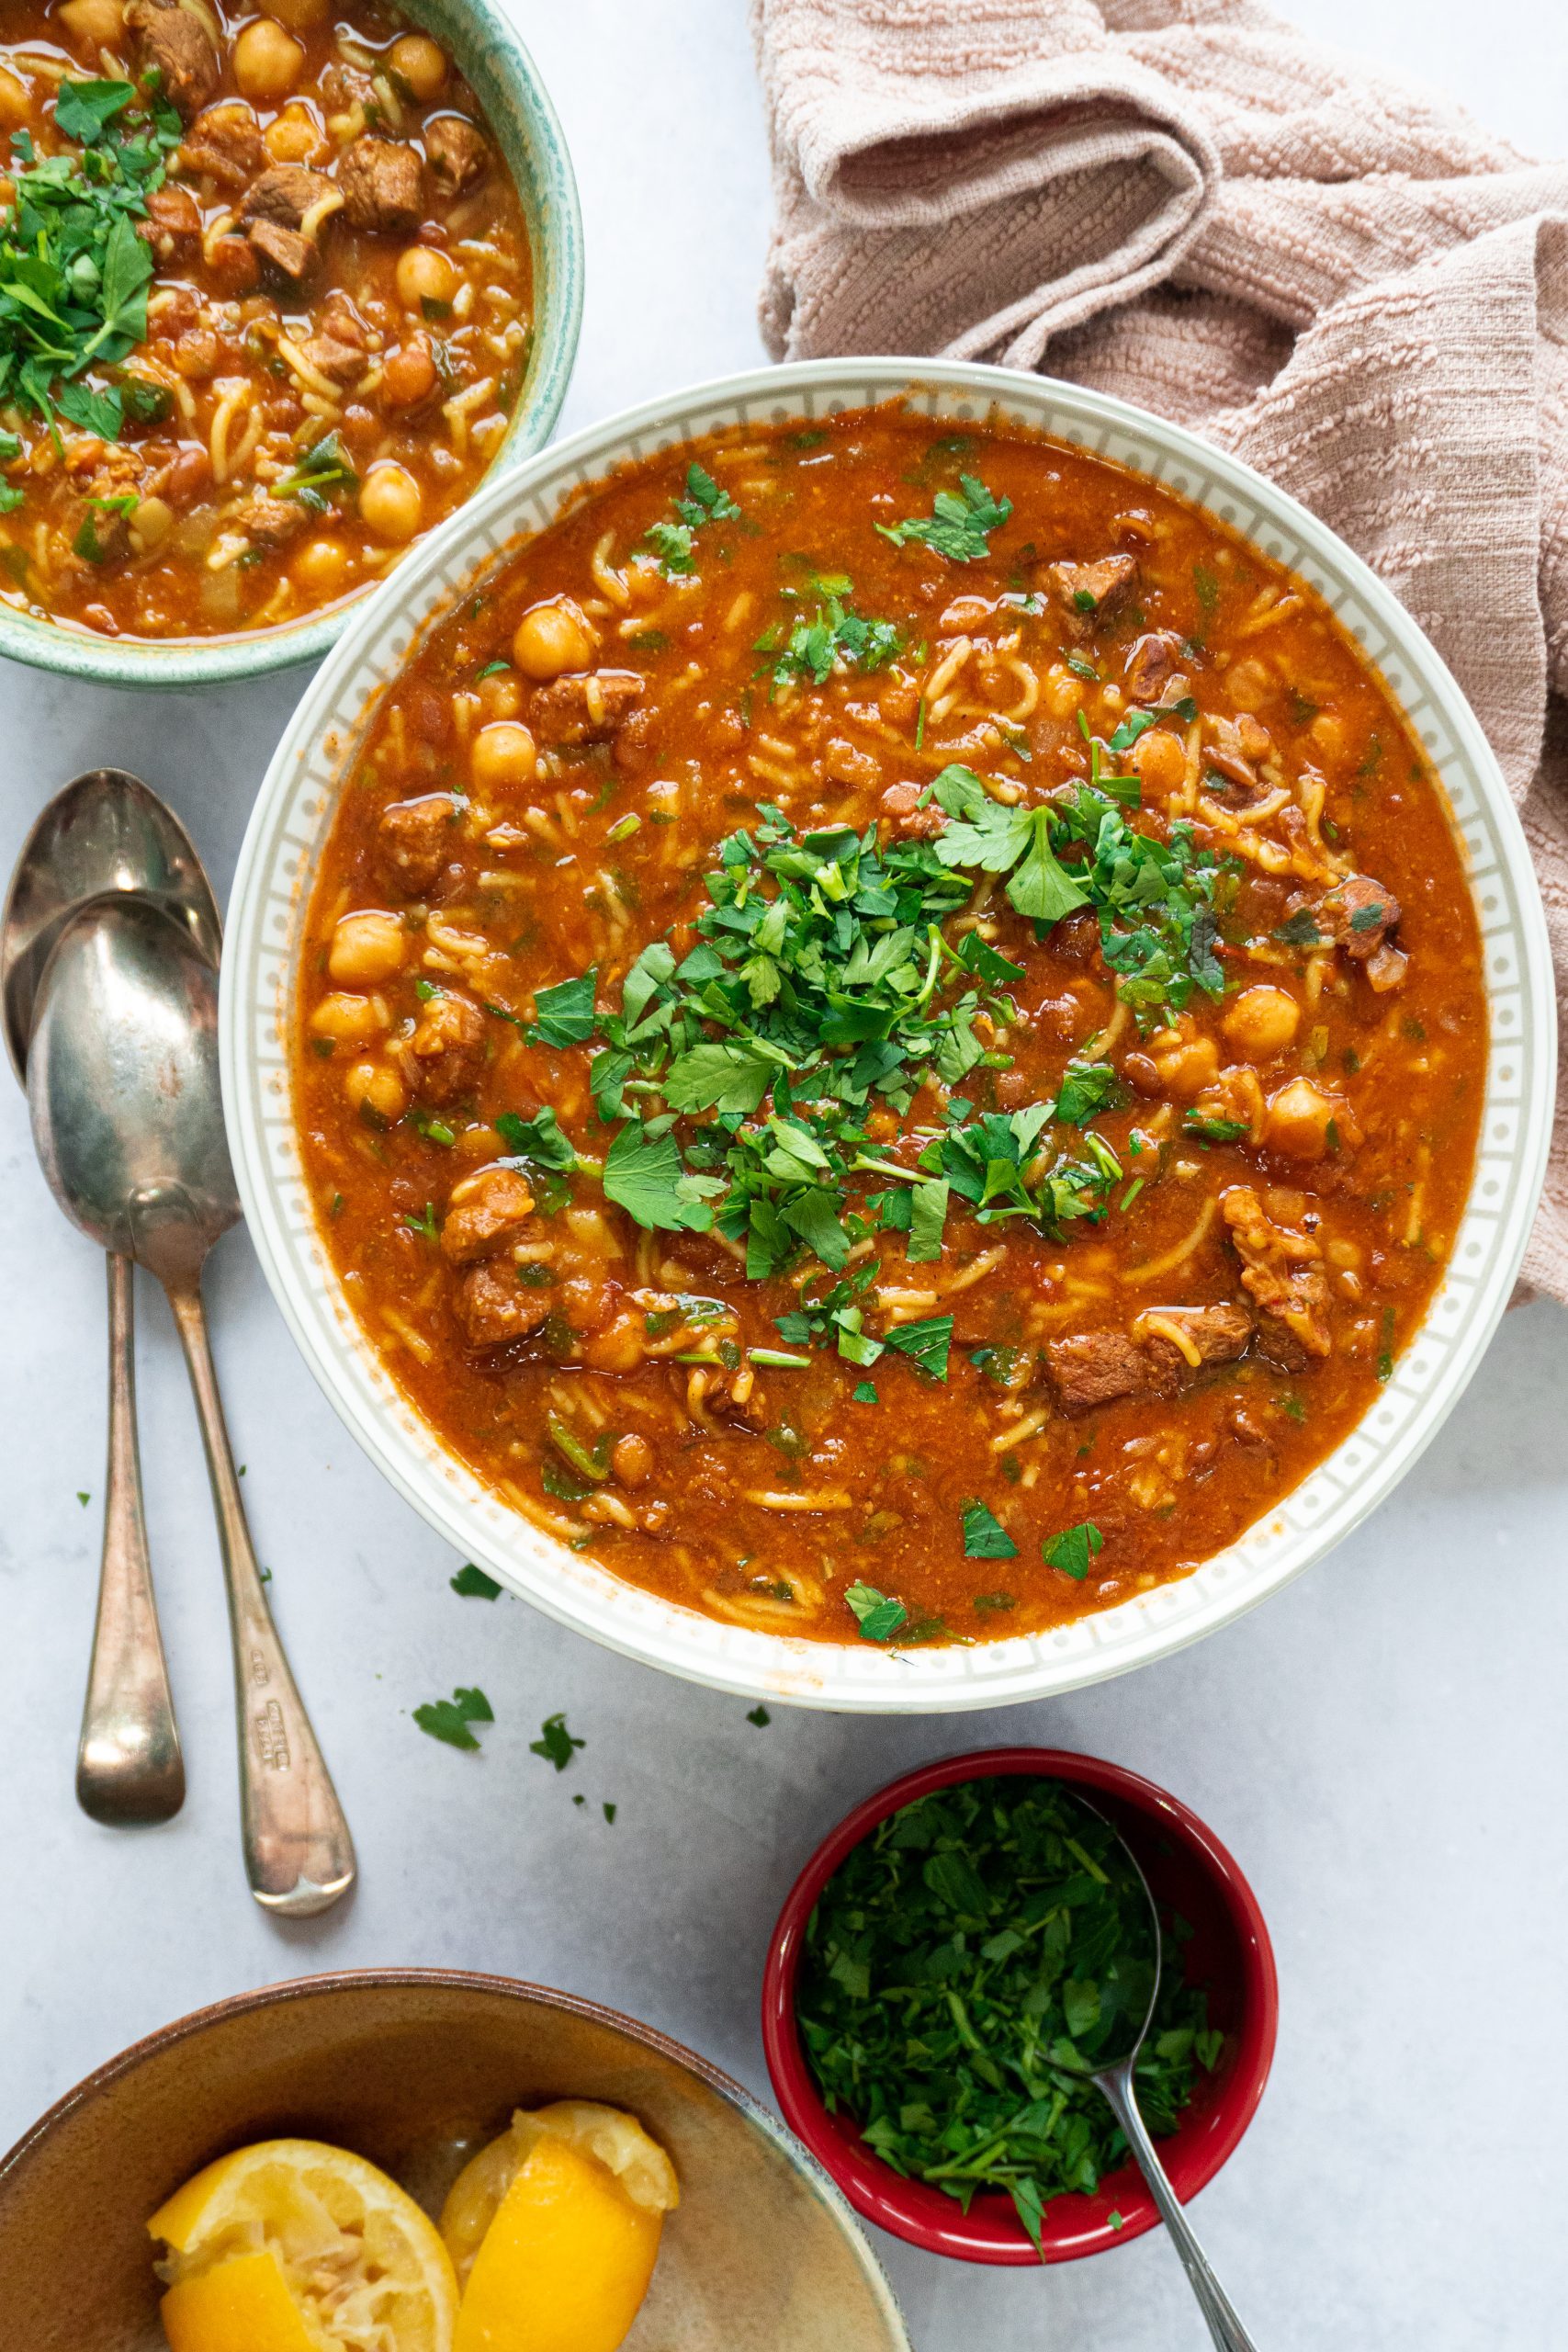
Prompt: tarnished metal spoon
<box><xmin>1065</xmin><ymin>1805</ymin><xmax>1258</xmax><ymax>2351</ymax></box>
<box><xmin>2</xmin><ymin>768</ymin><xmax>221</xmax><ymax>1083</ymax></box>
<box><xmin>28</xmin><ymin>894</ymin><xmax>356</xmax><ymax>1917</ymax></box>
<box><xmin>2</xmin><ymin>773</ymin><xmax>219</xmax><ymax>1826</ymax></box>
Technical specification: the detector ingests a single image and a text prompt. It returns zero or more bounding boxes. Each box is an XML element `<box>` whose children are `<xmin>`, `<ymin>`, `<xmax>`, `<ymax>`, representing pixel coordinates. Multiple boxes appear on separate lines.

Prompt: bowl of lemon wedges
<box><xmin>0</xmin><ymin>1969</ymin><xmax>908</xmax><ymax>2352</ymax></box>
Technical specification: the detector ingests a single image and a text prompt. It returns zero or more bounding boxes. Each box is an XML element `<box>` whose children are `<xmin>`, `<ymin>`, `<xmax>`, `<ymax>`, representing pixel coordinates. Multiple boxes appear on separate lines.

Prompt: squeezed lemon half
<box><xmin>440</xmin><ymin>2103</ymin><xmax>679</xmax><ymax>2352</ymax></box>
<box><xmin>149</xmin><ymin>2137</ymin><xmax>459</xmax><ymax>2352</ymax></box>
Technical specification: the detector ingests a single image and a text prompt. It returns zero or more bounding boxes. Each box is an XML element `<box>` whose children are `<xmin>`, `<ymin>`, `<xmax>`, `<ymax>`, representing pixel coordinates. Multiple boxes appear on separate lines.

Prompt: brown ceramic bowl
<box><xmin>0</xmin><ymin>1969</ymin><xmax>908</xmax><ymax>2352</ymax></box>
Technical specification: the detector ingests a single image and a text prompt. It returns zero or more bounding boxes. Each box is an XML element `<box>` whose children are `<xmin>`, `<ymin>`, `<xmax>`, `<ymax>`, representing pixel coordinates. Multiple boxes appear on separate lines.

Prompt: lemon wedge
<box><xmin>440</xmin><ymin>2103</ymin><xmax>678</xmax><ymax>2352</ymax></box>
<box><xmin>149</xmin><ymin>2137</ymin><xmax>459</xmax><ymax>2352</ymax></box>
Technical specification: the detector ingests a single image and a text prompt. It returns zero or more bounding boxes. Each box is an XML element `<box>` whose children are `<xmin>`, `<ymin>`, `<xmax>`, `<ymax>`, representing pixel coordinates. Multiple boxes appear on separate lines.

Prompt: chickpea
<box><xmin>1264</xmin><ymin>1078</ymin><xmax>1338</xmax><ymax>1160</ymax></box>
<box><xmin>344</xmin><ymin>1059</ymin><xmax>408</xmax><ymax>1124</ymax></box>
<box><xmin>389</xmin><ymin>32</ymin><xmax>448</xmax><ymax>99</ymax></box>
<box><xmin>58</xmin><ymin>0</ymin><xmax>123</xmax><ymax>49</ymax></box>
<box><xmin>513</xmin><ymin>601</ymin><xmax>592</xmax><ymax>681</ymax></box>
<box><xmin>1148</xmin><ymin>1032</ymin><xmax>1220</xmax><ymax>1101</ymax></box>
<box><xmin>0</xmin><ymin>68</ymin><xmax>31</xmax><ymax>129</ymax></box>
<box><xmin>360</xmin><ymin>461</ymin><xmax>424</xmax><ymax>545</ymax></box>
<box><xmin>394</xmin><ymin>245</ymin><xmax>458</xmax><ymax>311</ymax></box>
<box><xmin>1129</xmin><ymin>725</ymin><xmax>1187</xmax><ymax>797</ymax></box>
<box><xmin>1224</xmin><ymin>985</ymin><xmax>1300</xmax><ymax>1061</ymax></box>
<box><xmin>173</xmin><ymin>329</ymin><xmax>220</xmax><ymax>382</ymax></box>
<box><xmin>380</xmin><ymin>340</ymin><xmax>438</xmax><ymax>410</ymax></box>
<box><xmin>329</xmin><ymin>910</ymin><xmax>406</xmax><ymax>985</ymax></box>
<box><xmin>478</xmin><ymin>668</ymin><xmax>524</xmax><ymax>720</ymax></box>
<box><xmin>262</xmin><ymin>0</ymin><xmax>330</xmax><ymax>25</ymax></box>
<box><xmin>234</xmin><ymin>19</ymin><xmax>306</xmax><ymax>101</ymax></box>
<box><xmin>265</xmin><ymin>105</ymin><xmax>328</xmax><ymax>165</ymax></box>
<box><xmin>470</xmin><ymin>720</ymin><xmax>536</xmax><ymax>793</ymax></box>
<box><xmin>292</xmin><ymin>537</ymin><xmax>350</xmax><ymax>600</ymax></box>
<box><xmin>611</xmin><ymin>1432</ymin><xmax>654</xmax><ymax>1489</ymax></box>
<box><xmin>310</xmin><ymin>991</ymin><xmax>386</xmax><ymax>1044</ymax></box>
<box><xmin>125</xmin><ymin>497</ymin><xmax>172</xmax><ymax>556</ymax></box>
<box><xmin>581</xmin><ymin>1312</ymin><xmax>648</xmax><ymax>1374</ymax></box>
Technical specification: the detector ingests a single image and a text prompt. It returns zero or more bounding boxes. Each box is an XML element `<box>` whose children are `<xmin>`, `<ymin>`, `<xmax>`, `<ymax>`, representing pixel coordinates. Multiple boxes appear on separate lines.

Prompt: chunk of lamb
<box><xmin>1045</xmin><ymin>1330</ymin><xmax>1152</xmax><ymax>1412</ymax></box>
<box><xmin>1311</xmin><ymin>873</ymin><xmax>1404</xmax><ymax>989</ymax></box>
<box><xmin>424</xmin><ymin>115</ymin><xmax>489</xmax><ymax>197</ymax></box>
<box><xmin>1047</xmin><ymin>554</ymin><xmax>1138</xmax><ymax>637</ymax></box>
<box><xmin>1140</xmin><ymin>1301</ymin><xmax>1253</xmax><ymax>1377</ymax></box>
<box><xmin>127</xmin><ymin>0</ymin><xmax>219</xmax><ymax>123</ymax></box>
<box><xmin>233</xmin><ymin>495</ymin><xmax>304</xmax><ymax>553</ymax></box>
<box><xmin>454</xmin><ymin>1258</ymin><xmax>550</xmax><ymax>1349</ymax></box>
<box><xmin>879</xmin><ymin>779</ymin><xmax>945</xmax><ymax>840</ymax></box>
<box><xmin>137</xmin><ymin>185</ymin><xmax>202</xmax><ymax>266</ymax></box>
<box><xmin>1222</xmin><ymin>1185</ymin><xmax>1331</xmax><ymax>1359</ymax></box>
<box><xmin>397</xmin><ymin>991</ymin><xmax>486</xmax><ymax>1105</ymax></box>
<box><xmin>337</xmin><ymin>138</ymin><xmax>426</xmax><ymax>235</ymax></box>
<box><xmin>528</xmin><ymin>670</ymin><xmax>643</xmax><ymax>748</ymax></box>
<box><xmin>1123</xmin><ymin>631</ymin><xmax>1184</xmax><ymax>704</ymax></box>
<box><xmin>440</xmin><ymin>1167</ymin><xmax>536</xmax><ymax>1264</ymax></box>
<box><xmin>242</xmin><ymin>166</ymin><xmax>337</xmax><ymax>231</ymax></box>
<box><xmin>177</xmin><ymin>101</ymin><xmax>264</xmax><ymax>187</ymax></box>
<box><xmin>378</xmin><ymin>795</ymin><xmax>458</xmax><ymax>894</ymax></box>
<box><xmin>247</xmin><ymin>217</ymin><xmax>318</xmax><ymax>286</ymax></box>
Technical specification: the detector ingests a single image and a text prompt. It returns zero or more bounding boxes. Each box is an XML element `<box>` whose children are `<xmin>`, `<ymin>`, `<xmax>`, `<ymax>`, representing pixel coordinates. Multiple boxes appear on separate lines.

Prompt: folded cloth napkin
<box><xmin>752</xmin><ymin>0</ymin><xmax>1568</xmax><ymax>1299</ymax></box>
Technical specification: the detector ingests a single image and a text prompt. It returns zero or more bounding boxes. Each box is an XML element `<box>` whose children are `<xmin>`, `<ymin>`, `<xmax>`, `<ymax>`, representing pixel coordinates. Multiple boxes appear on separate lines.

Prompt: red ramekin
<box><xmin>761</xmin><ymin>1746</ymin><xmax>1279</xmax><ymax>2264</ymax></box>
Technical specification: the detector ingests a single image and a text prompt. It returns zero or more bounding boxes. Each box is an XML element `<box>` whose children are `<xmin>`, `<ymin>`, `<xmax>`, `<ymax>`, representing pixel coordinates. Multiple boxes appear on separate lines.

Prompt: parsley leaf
<box><xmin>879</xmin><ymin>473</ymin><xmax>1013</xmax><ymax>563</ymax></box>
<box><xmin>526</xmin><ymin>970</ymin><xmax>598</xmax><ymax>1048</ymax></box>
<box><xmin>1043</xmin><ymin>1521</ymin><xmax>1104</xmax><ymax>1580</ymax></box>
<box><xmin>882</xmin><ymin>1315</ymin><xmax>954</xmax><ymax>1382</ymax></box>
<box><xmin>529</xmin><ymin>1712</ymin><xmax>584</xmax><ymax>1770</ymax></box>
<box><xmin>413</xmin><ymin>1686</ymin><xmax>495</xmax><ymax>1751</ymax></box>
<box><xmin>450</xmin><ymin>1563</ymin><xmax>502</xmax><ymax>1600</ymax></box>
<box><xmin>603</xmin><ymin>1116</ymin><xmax>720</xmax><ymax>1232</ymax></box>
<box><xmin>845</xmin><ymin>1581</ymin><xmax>908</xmax><ymax>1642</ymax></box>
<box><xmin>961</xmin><ymin>1498</ymin><xmax>1019</xmax><ymax>1559</ymax></box>
<box><xmin>494</xmin><ymin>1106</ymin><xmax>577</xmax><ymax>1170</ymax></box>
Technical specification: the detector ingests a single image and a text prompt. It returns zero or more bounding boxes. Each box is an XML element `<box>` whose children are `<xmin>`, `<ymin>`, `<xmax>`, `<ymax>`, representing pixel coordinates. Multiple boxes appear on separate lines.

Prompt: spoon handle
<box><xmin>76</xmin><ymin>1253</ymin><xmax>186</xmax><ymax>1826</ymax></box>
<box><xmin>1094</xmin><ymin>2059</ymin><xmax>1259</xmax><ymax>2351</ymax></box>
<box><xmin>164</xmin><ymin>1278</ymin><xmax>356</xmax><ymax>1919</ymax></box>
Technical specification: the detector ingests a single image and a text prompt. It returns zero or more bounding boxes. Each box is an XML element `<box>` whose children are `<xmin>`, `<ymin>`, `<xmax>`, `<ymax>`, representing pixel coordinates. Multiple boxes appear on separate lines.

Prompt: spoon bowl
<box><xmin>28</xmin><ymin>896</ymin><xmax>238</xmax><ymax>1268</ymax></box>
<box><xmin>2</xmin><ymin>770</ymin><xmax>220</xmax><ymax>1085</ymax></box>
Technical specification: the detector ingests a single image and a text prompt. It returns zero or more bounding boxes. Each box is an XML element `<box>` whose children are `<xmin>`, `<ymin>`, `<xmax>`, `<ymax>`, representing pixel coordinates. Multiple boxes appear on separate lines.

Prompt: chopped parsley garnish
<box><xmin>529</xmin><ymin>1712</ymin><xmax>585</xmax><ymax>1770</ymax></box>
<box><xmin>643</xmin><ymin>461</ymin><xmax>741</xmax><ymax>573</ymax></box>
<box><xmin>273</xmin><ymin>430</ymin><xmax>358</xmax><ymax>514</ymax></box>
<box><xmin>1182</xmin><ymin>1112</ymin><xmax>1248</xmax><ymax>1145</ymax></box>
<box><xmin>747</xmin><ymin>1703</ymin><xmax>772</xmax><ymax>1726</ymax></box>
<box><xmin>878</xmin><ymin>473</ymin><xmax>1012</xmax><ymax>563</ymax></box>
<box><xmin>450</xmin><ymin>1563</ymin><xmax>502</xmax><ymax>1600</ymax></box>
<box><xmin>1043</xmin><ymin>1521</ymin><xmax>1104</xmax><ymax>1580</ymax></box>
<box><xmin>961</xmin><ymin>1498</ymin><xmax>1018</xmax><ymax>1559</ymax></box>
<box><xmin>845</xmin><ymin>1581</ymin><xmax>908</xmax><ymax>1642</ymax></box>
<box><xmin>0</xmin><ymin>81</ymin><xmax>183</xmax><ymax>458</ymax></box>
<box><xmin>494</xmin><ymin>1106</ymin><xmax>577</xmax><ymax>1170</ymax></box>
<box><xmin>797</xmin><ymin>1776</ymin><xmax>1223</xmax><ymax>2249</ymax></box>
<box><xmin>413</xmin><ymin>1686</ymin><xmax>494</xmax><ymax>1751</ymax></box>
<box><xmin>761</xmin><ymin>589</ymin><xmax>905</xmax><ymax>689</ymax></box>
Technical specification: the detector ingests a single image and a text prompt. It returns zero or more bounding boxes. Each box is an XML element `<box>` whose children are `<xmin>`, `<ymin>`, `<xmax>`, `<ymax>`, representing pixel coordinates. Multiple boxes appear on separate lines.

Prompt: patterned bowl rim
<box><xmin>221</xmin><ymin>356</ymin><xmax>1558</xmax><ymax>1713</ymax></box>
<box><xmin>0</xmin><ymin>0</ymin><xmax>584</xmax><ymax>692</ymax></box>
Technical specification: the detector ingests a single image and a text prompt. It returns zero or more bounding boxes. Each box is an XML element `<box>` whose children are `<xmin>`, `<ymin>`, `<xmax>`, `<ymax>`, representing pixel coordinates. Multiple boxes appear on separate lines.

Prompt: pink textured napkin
<box><xmin>752</xmin><ymin>0</ymin><xmax>1568</xmax><ymax>1299</ymax></box>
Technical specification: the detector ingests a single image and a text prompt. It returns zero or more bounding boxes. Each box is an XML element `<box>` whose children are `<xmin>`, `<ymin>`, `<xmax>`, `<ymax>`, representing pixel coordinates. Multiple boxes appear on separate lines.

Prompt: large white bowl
<box><xmin>222</xmin><ymin>359</ymin><xmax>1556</xmax><ymax>1713</ymax></box>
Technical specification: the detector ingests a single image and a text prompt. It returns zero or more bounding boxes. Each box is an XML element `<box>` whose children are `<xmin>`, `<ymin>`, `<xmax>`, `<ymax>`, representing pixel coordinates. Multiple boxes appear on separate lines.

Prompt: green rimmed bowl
<box><xmin>0</xmin><ymin>0</ymin><xmax>583</xmax><ymax>693</ymax></box>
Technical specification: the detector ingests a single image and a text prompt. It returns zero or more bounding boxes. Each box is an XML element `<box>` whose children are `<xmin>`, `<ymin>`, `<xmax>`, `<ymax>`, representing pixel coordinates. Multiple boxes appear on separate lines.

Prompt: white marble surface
<box><xmin>2</xmin><ymin>5</ymin><xmax>1565</xmax><ymax>2346</ymax></box>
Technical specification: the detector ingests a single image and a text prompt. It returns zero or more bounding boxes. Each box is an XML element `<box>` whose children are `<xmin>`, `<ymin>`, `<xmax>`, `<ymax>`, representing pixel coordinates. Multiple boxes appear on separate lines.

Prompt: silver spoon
<box><xmin>28</xmin><ymin>893</ymin><xmax>356</xmax><ymax>1917</ymax></box>
<box><xmin>2</xmin><ymin>767</ymin><xmax>221</xmax><ymax>1082</ymax></box>
<box><xmin>1067</xmin><ymin>1805</ymin><xmax>1258</xmax><ymax>2350</ymax></box>
<box><xmin>3</xmin><ymin>773</ymin><xmax>219</xmax><ymax>1826</ymax></box>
